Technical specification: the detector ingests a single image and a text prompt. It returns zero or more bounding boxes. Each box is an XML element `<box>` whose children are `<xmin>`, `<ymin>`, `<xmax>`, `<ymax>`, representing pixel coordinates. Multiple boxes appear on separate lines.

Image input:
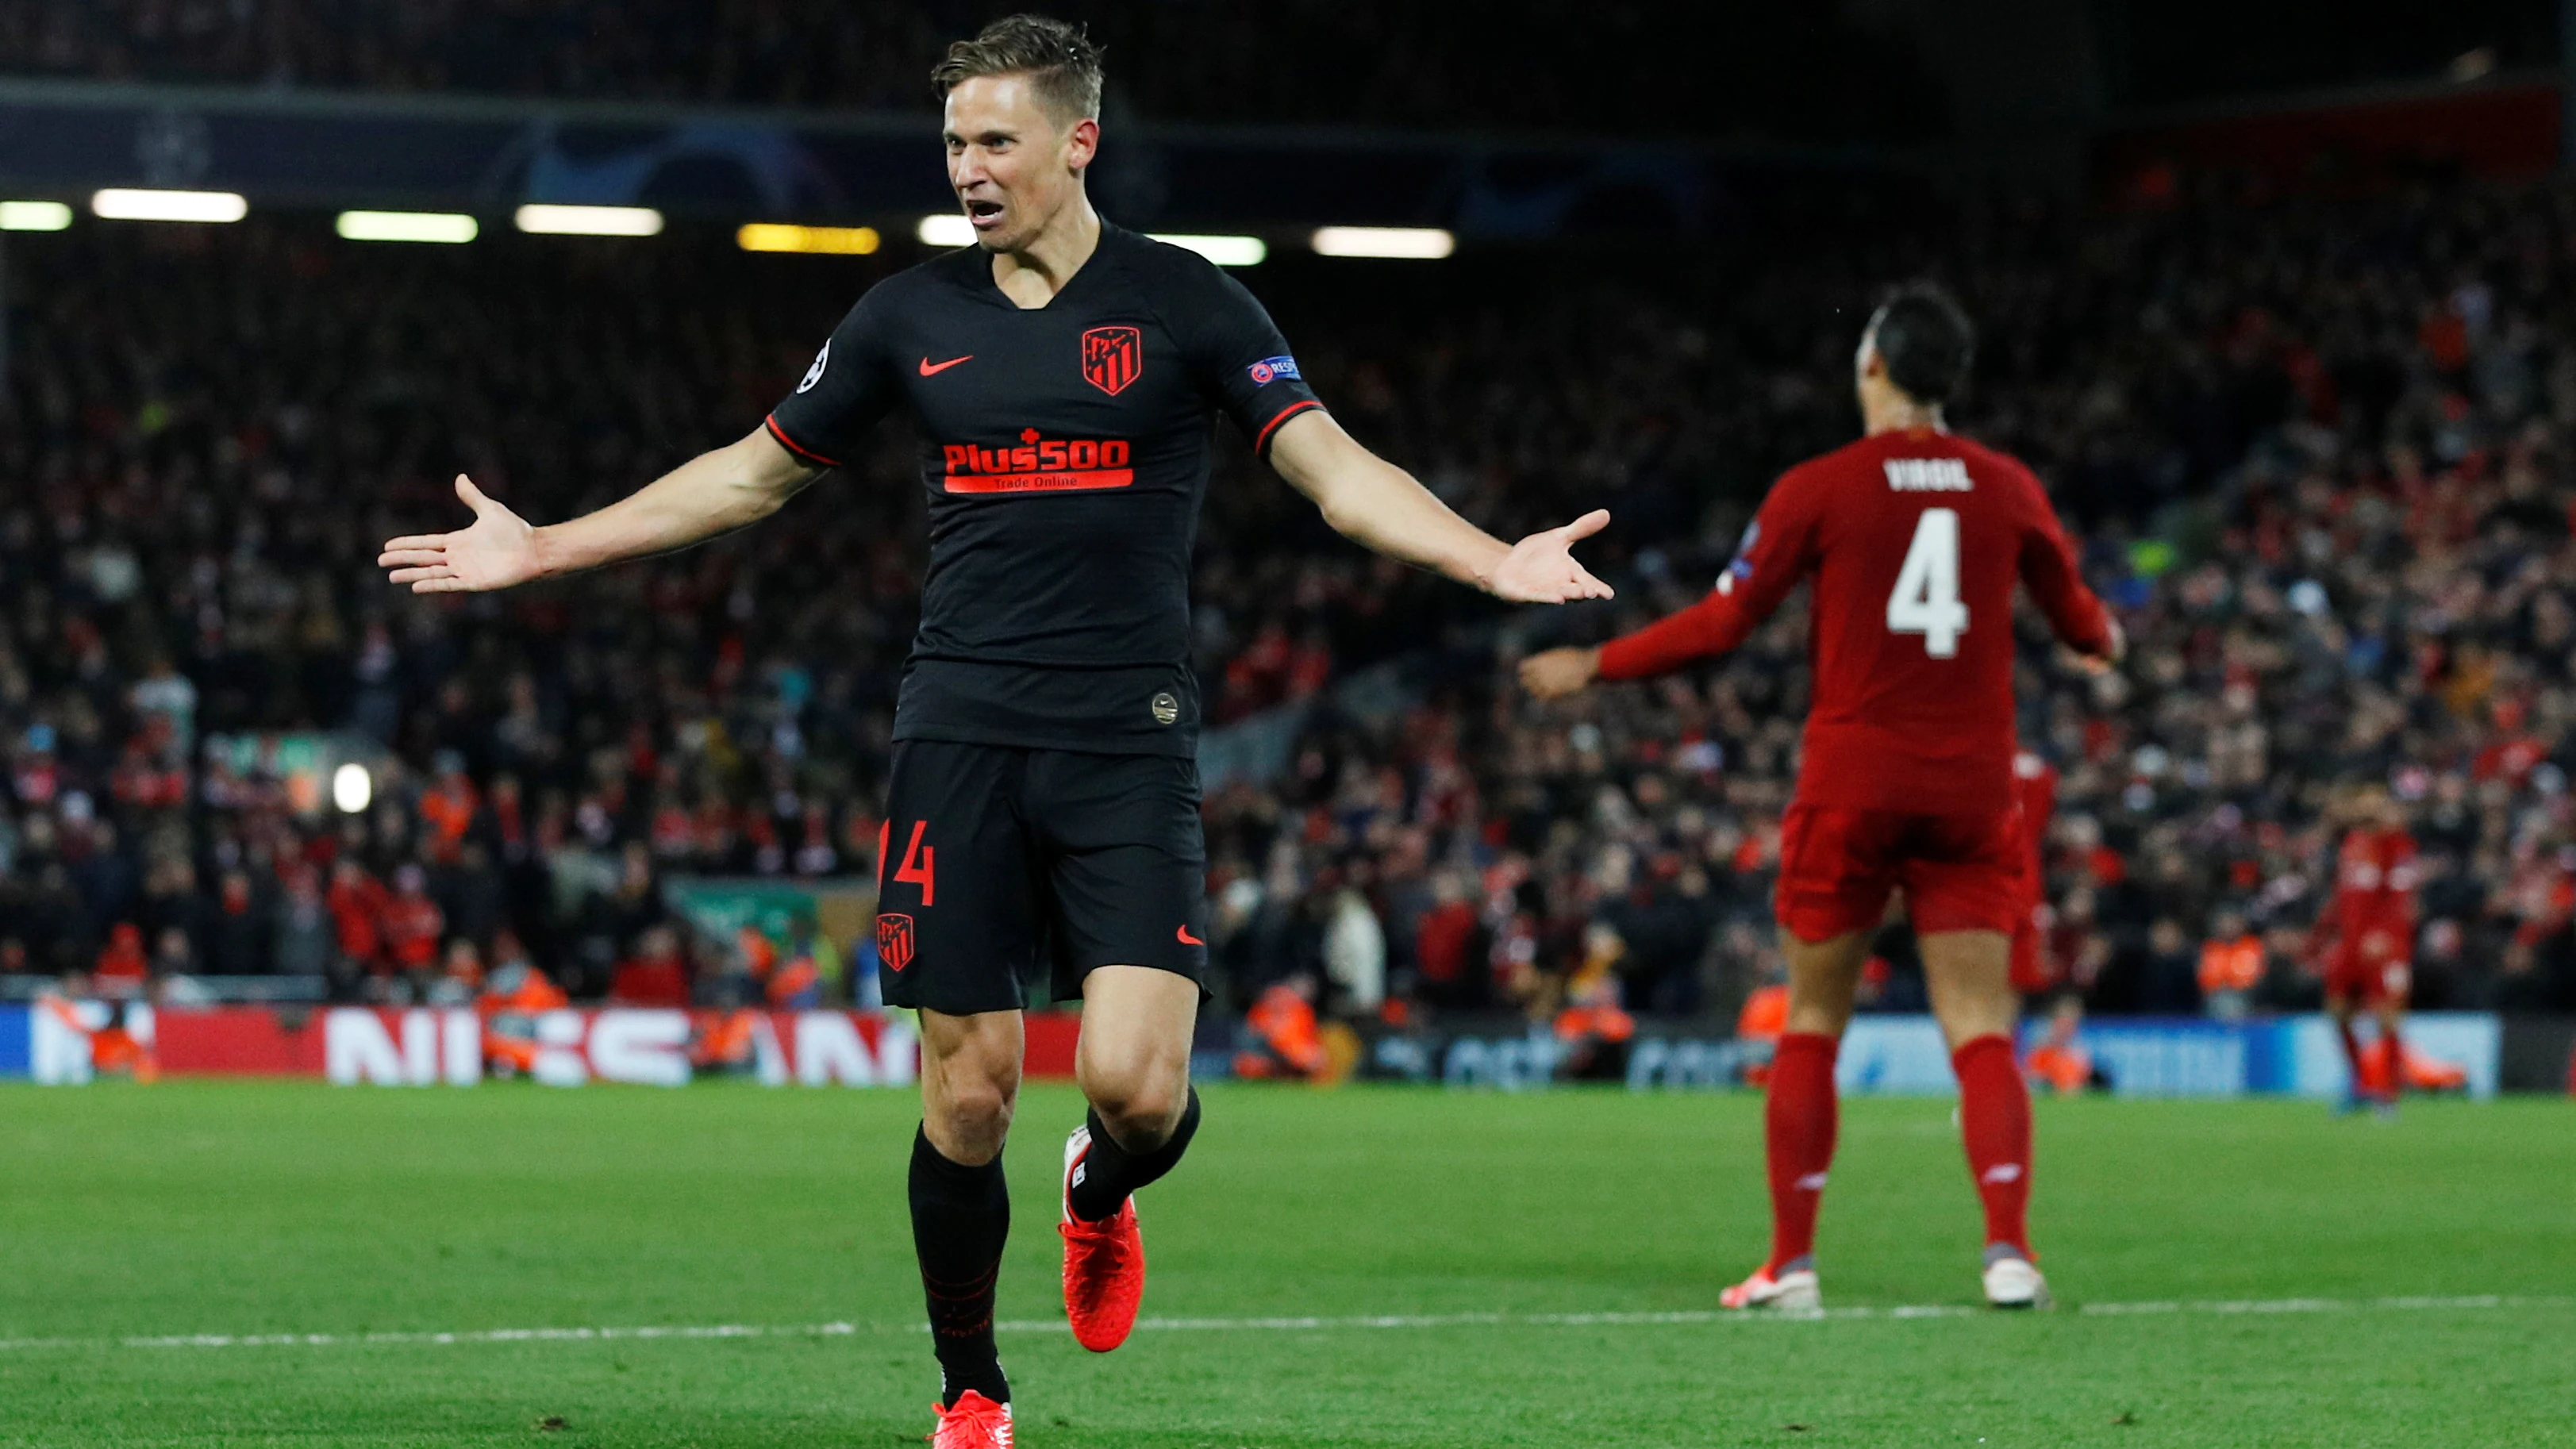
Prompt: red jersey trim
<box><xmin>1254</xmin><ymin>400</ymin><xmax>1325</xmax><ymax>455</ymax></box>
<box><xmin>765</xmin><ymin>413</ymin><xmax>841</xmax><ymax>468</ymax></box>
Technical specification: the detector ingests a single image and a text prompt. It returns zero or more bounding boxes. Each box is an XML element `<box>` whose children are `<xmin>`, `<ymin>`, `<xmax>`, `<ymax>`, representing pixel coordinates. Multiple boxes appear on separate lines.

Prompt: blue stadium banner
<box><xmin>1348</xmin><ymin>1013</ymin><xmax>2504</xmax><ymax>1098</ymax></box>
<box><xmin>0</xmin><ymin>1005</ymin><xmax>28</xmax><ymax>1079</ymax></box>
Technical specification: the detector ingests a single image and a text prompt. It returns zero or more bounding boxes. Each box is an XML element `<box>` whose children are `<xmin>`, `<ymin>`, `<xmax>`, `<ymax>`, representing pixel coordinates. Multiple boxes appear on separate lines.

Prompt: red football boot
<box><xmin>1059</xmin><ymin>1124</ymin><xmax>1146</xmax><ymax>1352</ymax></box>
<box><xmin>929</xmin><ymin>1391</ymin><xmax>1013</xmax><ymax>1448</ymax></box>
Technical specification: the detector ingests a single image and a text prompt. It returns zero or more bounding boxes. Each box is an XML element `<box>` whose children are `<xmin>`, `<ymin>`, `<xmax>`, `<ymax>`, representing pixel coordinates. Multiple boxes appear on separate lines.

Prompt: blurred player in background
<box><xmin>2311</xmin><ymin>782</ymin><xmax>2419</xmax><ymax>1116</ymax></box>
<box><xmin>2008</xmin><ymin>748</ymin><xmax>2060</xmax><ymax>1005</ymax></box>
<box><xmin>381</xmin><ymin>15</ymin><xmax>1609</xmax><ymax>1445</ymax></box>
<box><xmin>1523</xmin><ymin>284</ymin><xmax>2121</xmax><ymax>1311</ymax></box>
<box><xmin>2009</xmin><ymin>748</ymin><xmax>2097</xmax><ymax>1095</ymax></box>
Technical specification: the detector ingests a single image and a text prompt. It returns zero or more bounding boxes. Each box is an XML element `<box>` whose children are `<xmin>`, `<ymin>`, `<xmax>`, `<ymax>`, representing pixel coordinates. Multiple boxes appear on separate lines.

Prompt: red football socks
<box><xmin>1763</xmin><ymin>1032</ymin><xmax>1840</xmax><ymax>1272</ymax></box>
<box><xmin>1952</xmin><ymin>1033</ymin><xmax>2032</xmax><ymax>1259</ymax></box>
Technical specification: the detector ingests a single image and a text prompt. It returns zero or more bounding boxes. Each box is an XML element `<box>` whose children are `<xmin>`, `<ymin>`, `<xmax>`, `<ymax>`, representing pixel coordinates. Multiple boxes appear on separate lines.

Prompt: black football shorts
<box><xmin>871</xmin><ymin>740</ymin><xmax>1211</xmax><ymax>1016</ymax></box>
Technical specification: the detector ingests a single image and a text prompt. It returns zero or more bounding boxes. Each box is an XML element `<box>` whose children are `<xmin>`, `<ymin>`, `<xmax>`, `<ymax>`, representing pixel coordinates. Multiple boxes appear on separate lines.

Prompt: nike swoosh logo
<box><xmin>918</xmin><ymin>355</ymin><xmax>973</xmax><ymax>376</ymax></box>
<box><xmin>1178</xmin><ymin>925</ymin><xmax>1205</xmax><ymax>946</ymax></box>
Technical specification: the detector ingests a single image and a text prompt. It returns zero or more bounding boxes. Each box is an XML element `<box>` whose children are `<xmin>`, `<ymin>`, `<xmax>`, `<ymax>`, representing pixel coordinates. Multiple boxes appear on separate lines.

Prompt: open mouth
<box><xmin>966</xmin><ymin>199</ymin><xmax>1005</xmax><ymax>229</ymax></box>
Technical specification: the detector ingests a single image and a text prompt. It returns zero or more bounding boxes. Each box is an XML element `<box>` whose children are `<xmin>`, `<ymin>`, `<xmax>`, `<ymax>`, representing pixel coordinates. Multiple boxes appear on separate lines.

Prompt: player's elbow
<box><xmin>723</xmin><ymin>455</ymin><xmax>813</xmax><ymax>525</ymax></box>
<box><xmin>1311</xmin><ymin>491</ymin><xmax>1371</xmax><ymax>544</ymax></box>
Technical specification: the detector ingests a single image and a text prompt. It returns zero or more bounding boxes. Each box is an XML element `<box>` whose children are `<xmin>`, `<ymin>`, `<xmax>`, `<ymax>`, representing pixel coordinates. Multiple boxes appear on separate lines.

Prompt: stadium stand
<box><xmin>0</xmin><ymin>0</ymin><xmax>1938</xmax><ymax>138</ymax></box>
<box><xmin>3</xmin><ymin>171</ymin><xmax>2576</xmax><ymax>1024</ymax></box>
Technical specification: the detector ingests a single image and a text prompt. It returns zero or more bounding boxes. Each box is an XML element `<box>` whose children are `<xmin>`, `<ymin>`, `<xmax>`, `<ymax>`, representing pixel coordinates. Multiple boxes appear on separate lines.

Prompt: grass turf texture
<box><xmin>0</xmin><ymin>1083</ymin><xmax>2569</xmax><ymax>1447</ymax></box>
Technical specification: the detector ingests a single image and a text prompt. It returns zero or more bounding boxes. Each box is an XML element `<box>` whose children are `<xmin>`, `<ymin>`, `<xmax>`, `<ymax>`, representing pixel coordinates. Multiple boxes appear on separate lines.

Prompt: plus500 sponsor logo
<box><xmin>940</xmin><ymin>434</ymin><xmax>1133</xmax><ymax>494</ymax></box>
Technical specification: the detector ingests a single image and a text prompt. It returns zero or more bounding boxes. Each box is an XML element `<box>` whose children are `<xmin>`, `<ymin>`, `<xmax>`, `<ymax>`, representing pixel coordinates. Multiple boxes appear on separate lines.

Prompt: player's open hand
<box><xmin>1519</xmin><ymin>645</ymin><xmax>1601</xmax><ymax>701</ymax></box>
<box><xmin>1485</xmin><ymin>509</ymin><xmax>1614</xmax><ymax>603</ymax></box>
<box><xmin>378</xmin><ymin>476</ymin><xmax>544</xmax><ymax>594</ymax></box>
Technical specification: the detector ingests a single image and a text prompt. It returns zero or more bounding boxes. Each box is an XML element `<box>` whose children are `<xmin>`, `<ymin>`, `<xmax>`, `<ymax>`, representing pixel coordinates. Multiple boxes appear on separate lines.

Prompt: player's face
<box><xmin>942</xmin><ymin>74</ymin><xmax>1098</xmax><ymax>253</ymax></box>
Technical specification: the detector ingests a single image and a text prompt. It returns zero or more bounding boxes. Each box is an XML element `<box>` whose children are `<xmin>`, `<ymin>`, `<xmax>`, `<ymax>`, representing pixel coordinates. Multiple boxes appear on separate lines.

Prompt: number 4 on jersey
<box><xmin>1886</xmin><ymin>507</ymin><xmax>1968</xmax><ymax>657</ymax></box>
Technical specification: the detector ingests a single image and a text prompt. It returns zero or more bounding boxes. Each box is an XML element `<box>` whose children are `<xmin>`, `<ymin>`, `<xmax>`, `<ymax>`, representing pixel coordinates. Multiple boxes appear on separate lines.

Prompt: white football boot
<box><xmin>1982</xmin><ymin>1247</ymin><xmax>2051</xmax><ymax>1310</ymax></box>
<box><xmin>1721</xmin><ymin>1259</ymin><xmax>1821</xmax><ymax>1313</ymax></box>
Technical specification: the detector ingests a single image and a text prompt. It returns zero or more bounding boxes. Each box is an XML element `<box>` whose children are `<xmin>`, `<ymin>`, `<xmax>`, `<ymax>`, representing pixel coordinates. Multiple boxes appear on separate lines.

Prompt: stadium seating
<box><xmin>2</xmin><ymin>172</ymin><xmax>2575</xmax><ymax>1025</ymax></box>
<box><xmin>0</xmin><ymin>0</ymin><xmax>1932</xmax><ymax>138</ymax></box>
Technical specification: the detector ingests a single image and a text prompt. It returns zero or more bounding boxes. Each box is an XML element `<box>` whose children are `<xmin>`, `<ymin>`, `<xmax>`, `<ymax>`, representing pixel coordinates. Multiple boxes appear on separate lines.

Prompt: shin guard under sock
<box><xmin>1951</xmin><ymin>1033</ymin><xmax>2033</xmax><ymax>1259</ymax></box>
<box><xmin>909</xmin><ymin>1126</ymin><xmax>1010</xmax><ymax>1407</ymax></box>
<box><xmin>1764</xmin><ymin>1033</ymin><xmax>1840</xmax><ymax>1273</ymax></box>
<box><xmin>1068</xmin><ymin>1086</ymin><xmax>1201</xmax><ymax>1223</ymax></box>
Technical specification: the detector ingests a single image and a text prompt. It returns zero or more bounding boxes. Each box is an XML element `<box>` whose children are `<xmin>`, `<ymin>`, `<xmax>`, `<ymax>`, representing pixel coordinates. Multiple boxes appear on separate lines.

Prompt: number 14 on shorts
<box><xmin>877</xmin><ymin>819</ymin><xmax>937</xmax><ymax>905</ymax></box>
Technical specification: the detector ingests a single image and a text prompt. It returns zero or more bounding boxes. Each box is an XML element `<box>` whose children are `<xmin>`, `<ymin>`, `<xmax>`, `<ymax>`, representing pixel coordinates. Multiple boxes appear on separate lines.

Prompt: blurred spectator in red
<box><xmin>1235</xmin><ymin>974</ymin><xmax>1328</xmax><ymax>1080</ymax></box>
<box><xmin>2199</xmin><ymin>910</ymin><xmax>2264</xmax><ymax>1020</ymax></box>
<box><xmin>1736</xmin><ymin>977</ymin><xmax>1790</xmax><ymax>1086</ymax></box>
<box><xmin>1552</xmin><ymin>958</ymin><xmax>1636</xmax><ymax>1081</ymax></box>
<box><xmin>206</xmin><ymin>869</ymin><xmax>271</xmax><ymax>977</ymax></box>
<box><xmin>767</xmin><ymin>939</ymin><xmax>823</xmax><ymax>1009</ymax></box>
<box><xmin>610</xmin><ymin>924</ymin><xmax>692</xmax><ymax>1008</ymax></box>
<box><xmin>2024</xmin><ymin>999</ymin><xmax>2098</xmax><ymax>1095</ymax></box>
<box><xmin>479</xmin><ymin>957</ymin><xmax>571</xmax><ymax>1078</ymax></box>
<box><xmin>416</xmin><ymin>752</ymin><xmax>480</xmax><ymax>866</ymax></box>
<box><xmin>327</xmin><ymin>860</ymin><xmax>386</xmax><ymax>978</ymax></box>
<box><xmin>380</xmin><ymin>865</ymin><xmax>445</xmax><ymax>981</ymax></box>
<box><xmin>1413</xmin><ymin>869</ymin><xmax>1481</xmax><ymax>1009</ymax></box>
<box><xmin>92</xmin><ymin>922</ymin><xmax>147</xmax><ymax>996</ymax></box>
<box><xmin>736</xmin><ymin>925</ymin><xmax>779</xmax><ymax>986</ymax></box>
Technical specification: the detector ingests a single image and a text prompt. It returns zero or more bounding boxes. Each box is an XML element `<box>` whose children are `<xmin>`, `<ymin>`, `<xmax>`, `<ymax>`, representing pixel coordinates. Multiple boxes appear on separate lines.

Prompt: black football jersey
<box><xmin>767</xmin><ymin>223</ymin><xmax>1323</xmax><ymax>756</ymax></box>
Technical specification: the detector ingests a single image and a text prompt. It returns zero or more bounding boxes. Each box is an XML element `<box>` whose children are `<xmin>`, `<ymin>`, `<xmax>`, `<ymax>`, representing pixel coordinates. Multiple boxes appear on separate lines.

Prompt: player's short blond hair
<box><xmin>932</xmin><ymin>14</ymin><xmax>1104</xmax><ymax>129</ymax></box>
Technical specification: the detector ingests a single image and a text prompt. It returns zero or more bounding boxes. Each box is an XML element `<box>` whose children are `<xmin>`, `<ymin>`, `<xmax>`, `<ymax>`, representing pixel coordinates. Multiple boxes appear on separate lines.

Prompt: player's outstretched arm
<box><xmin>379</xmin><ymin>428</ymin><xmax>821</xmax><ymax>593</ymax></box>
<box><xmin>1519</xmin><ymin>645</ymin><xmax>1602</xmax><ymax>700</ymax></box>
<box><xmin>1521</xmin><ymin>481</ymin><xmax>1818</xmax><ymax>701</ymax></box>
<box><xmin>1265</xmin><ymin>409</ymin><xmax>1612</xmax><ymax>604</ymax></box>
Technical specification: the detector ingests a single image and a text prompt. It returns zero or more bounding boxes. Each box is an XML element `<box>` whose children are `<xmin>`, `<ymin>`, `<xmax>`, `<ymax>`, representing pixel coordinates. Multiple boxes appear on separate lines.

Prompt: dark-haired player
<box><xmin>381</xmin><ymin>14</ymin><xmax>1610</xmax><ymax>1446</ymax></box>
<box><xmin>1522</xmin><ymin>285</ymin><xmax>2120</xmax><ymax>1312</ymax></box>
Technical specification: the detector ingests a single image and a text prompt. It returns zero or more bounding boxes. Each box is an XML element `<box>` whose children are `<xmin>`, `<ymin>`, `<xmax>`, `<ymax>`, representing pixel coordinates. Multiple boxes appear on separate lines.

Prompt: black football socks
<box><xmin>909</xmin><ymin>1126</ymin><xmax>1011</xmax><ymax>1408</ymax></box>
<box><xmin>1067</xmin><ymin>1086</ymin><xmax>1202</xmax><ymax>1224</ymax></box>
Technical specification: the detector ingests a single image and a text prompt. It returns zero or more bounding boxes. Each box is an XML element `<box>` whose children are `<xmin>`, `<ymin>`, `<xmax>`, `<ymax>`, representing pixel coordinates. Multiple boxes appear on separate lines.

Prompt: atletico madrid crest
<box><xmin>875</xmin><ymin>913</ymin><xmax>915</xmax><ymax>973</ymax></box>
<box><xmin>1081</xmin><ymin>325</ymin><xmax>1143</xmax><ymax>396</ymax></box>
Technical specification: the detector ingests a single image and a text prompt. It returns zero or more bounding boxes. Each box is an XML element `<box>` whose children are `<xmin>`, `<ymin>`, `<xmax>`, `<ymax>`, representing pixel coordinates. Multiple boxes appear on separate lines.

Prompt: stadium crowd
<box><xmin>0</xmin><ymin>0</ymin><xmax>1932</xmax><ymax>140</ymax></box>
<box><xmin>5</xmin><ymin>170</ymin><xmax>2576</xmax><ymax>1024</ymax></box>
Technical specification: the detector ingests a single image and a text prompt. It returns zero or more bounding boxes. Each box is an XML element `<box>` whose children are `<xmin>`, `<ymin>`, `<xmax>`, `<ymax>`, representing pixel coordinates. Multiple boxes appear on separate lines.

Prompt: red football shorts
<box><xmin>2324</xmin><ymin>948</ymin><xmax>2411</xmax><ymax>1005</ymax></box>
<box><xmin>1776</xmin><ymin>803</ymin><xmax>2024</xmax><ymax>944</ymax></box>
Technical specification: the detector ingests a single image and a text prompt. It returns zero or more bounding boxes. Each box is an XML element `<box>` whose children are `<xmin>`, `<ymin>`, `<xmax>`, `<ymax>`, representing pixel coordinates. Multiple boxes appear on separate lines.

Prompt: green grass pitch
<box><xmin>1</xmin><ymin>1081</ymin><xmax>2570</xmax><ymax>1447</ymax></box>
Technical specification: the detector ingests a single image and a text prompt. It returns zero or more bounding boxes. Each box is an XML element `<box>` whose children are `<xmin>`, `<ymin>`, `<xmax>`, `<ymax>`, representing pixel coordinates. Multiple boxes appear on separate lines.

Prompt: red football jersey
<box><xmin>1598</xmin><ymin>429</ymin><xmax>2112</xmax><ymax>815</ymax></box>
<box><xmin>2324</xmin><ymin>827</ymin><xmax>2420</xmax><ymax>955</ymax></box>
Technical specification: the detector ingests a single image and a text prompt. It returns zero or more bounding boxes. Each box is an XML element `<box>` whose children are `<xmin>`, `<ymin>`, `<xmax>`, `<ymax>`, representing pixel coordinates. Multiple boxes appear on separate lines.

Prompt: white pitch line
<box><xmin>0</xmin><ymin>1293</ymin><xmax>2559</xmax><ymax>1356</ymax></box>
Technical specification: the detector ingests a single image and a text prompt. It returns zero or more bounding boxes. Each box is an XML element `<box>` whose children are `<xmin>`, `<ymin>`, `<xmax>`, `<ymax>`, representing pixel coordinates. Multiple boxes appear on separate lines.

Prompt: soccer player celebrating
<box><xmin>379</xmin><ymin>16</ymin><xmax>1610</xmax><ymax>1444</ymax></box>
<box><xmin>1521</xmin><ymin>285</ymin><xmax>2120</xmax><ymax>1312</ymax></box>
<box><xmin>2310</xmin><ymin>782</ymin><xmax>2419</xmax><ymax>1116</ymax></box>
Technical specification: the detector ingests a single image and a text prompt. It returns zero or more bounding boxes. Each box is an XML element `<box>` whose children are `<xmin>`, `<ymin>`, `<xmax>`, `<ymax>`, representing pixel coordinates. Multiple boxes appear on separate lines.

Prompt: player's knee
<box><xmin>929</xmin><ymin>1067</ymin><xmax>1020</xmax><ymax>1156</ymax></box>
<box><xmin>1084</xmin><ymin>1070</ymin><xmax>1186</xmax><ymax>1147</ymax></box>
<box><xmin>931</xmin><ymin>1093</ymin><xmax>1014</xmax><ymax>1162</ymax></box>
<box><xmin>1931</xmin><ymin>978</ymin><xmax>2016</xmax><ymax>1043</ymax></box>
<box><xmin>1934</xmin><ymin>1003</ymin><xmax>2014</xmax><ymax>1051</ymax></box>
<box><xmin>1782</xmin><ymin>992</ymin><xmax>1852</xmax><ymax>1039</ymax></box>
